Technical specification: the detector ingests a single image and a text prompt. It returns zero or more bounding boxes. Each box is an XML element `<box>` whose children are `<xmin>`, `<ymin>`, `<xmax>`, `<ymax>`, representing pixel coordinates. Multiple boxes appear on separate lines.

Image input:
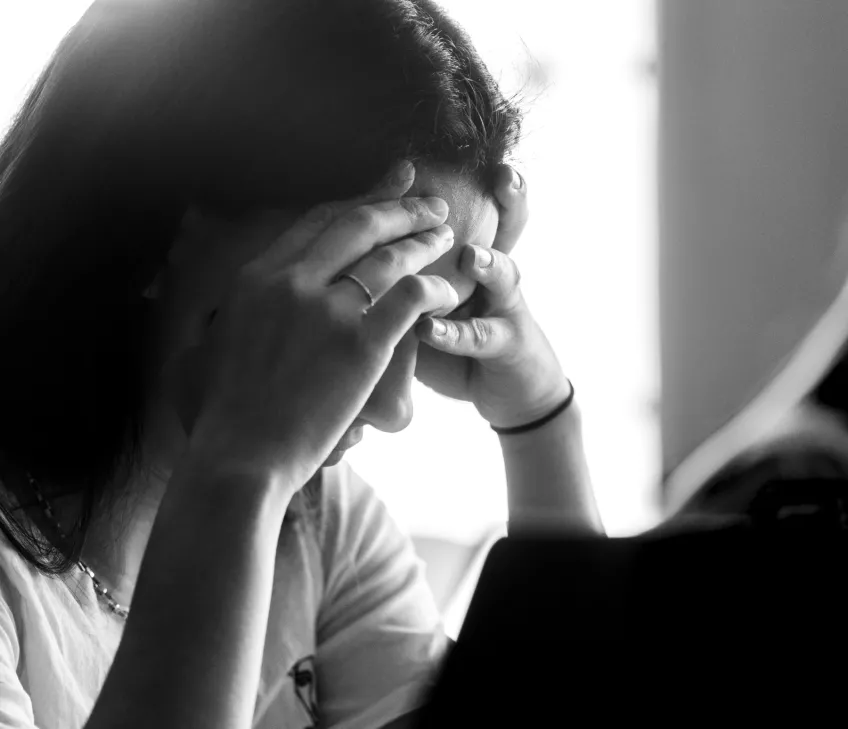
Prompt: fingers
<box><xmin>492</xmin><ymin>164</ymin><xmax>530</xmax><ymax>256</ymax></box>
<box><xmin>304</xmin><ymin>195</ymin><xmax>450</xmax><ymax>280</ymax></box>
<box><xmin>366</xmin><ymin>159</ymin><xmax>417</xmax><ymax>202</ymax></box>
<box><xmin>334</xmin><ymin>223</ymin><xmax>455</xmax><ymax>302</ymax></box>
<box><xmin>298</xmin><ymin>160</ymin><xmax>418</xmax><ymax>234</ymax></box>
<box><xmin>316</xmin><ymin>159</ymin><xmax>418</xmax><ymax>221</ymax></box>
<box><xmin>460</xmin><ymin>244</ymin><xmax>523</xmax><ymax>313</ymax></box>
<box><xmin>417</xmin><ymin>315</ymin><xmax>516</xmax><ymax>360</ymax></box>
<box><xmin>257</xmin><ymin>160</ymin><xmax>418</xmax><ymax>269</ymax></box>
<box><xmin>366</xmin><ymin>274</ymin><xmax>460</xmax><ymax>348</ymax></box>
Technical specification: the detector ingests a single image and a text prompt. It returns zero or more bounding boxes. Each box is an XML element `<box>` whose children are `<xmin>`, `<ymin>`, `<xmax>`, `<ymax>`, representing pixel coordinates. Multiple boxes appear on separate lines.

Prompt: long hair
<box><xmin>0</xmin><ymin>0</ymin><xmax>529</xmax><ymax>577</ymax></box>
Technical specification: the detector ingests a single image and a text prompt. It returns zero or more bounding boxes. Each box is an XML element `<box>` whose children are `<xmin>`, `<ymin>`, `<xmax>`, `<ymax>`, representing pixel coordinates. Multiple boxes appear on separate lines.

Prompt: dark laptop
<box><xmin>414</xmin><ymin>517</ymin><xmax>848</xmax><ymax>726</ymax></box>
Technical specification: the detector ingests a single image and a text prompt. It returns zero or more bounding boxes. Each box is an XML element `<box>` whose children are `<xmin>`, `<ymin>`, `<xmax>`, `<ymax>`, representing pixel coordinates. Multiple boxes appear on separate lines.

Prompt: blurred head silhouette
<box><xmin>665</xmin><ymin>200</ymin><xmax>848</xmax><ymax>521</ymax></box>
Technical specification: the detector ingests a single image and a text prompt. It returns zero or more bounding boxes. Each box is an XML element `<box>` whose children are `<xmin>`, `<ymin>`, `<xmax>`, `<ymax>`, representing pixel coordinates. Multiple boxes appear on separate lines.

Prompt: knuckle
<box><xmin>412</xmin><ymin>230</ymin><xmax>441</xmax><ymax>249</ymax></box>
<box><xmin>343</xmin><ymin>205</ymin><xmax>380</xmax><ymax>232</ymax></box>
<box><xmin>231</xmin><ymin>263</ymin><xmax>300</xmax><ymax>315</ymax></box>
<box><xmin>303</xmin><ymin>202</ymin><xmax>337</xmax><ymax>227</ymax></box>
<box><xmin>369</xmin><ymin>244</ymin><xmax>404</xmax><ymax>270</ymax></box>
<box><xmin>470</xmin><ymin>317</ymin><xmax>490</xmax><ymax>347</ymax></box>
<box><xmin>513</xmin><ymin>261</ymin><xmax>522</xmax><ymax>288</ymax></box>
<box><xmin>267</xmin><ymin>268</ymin><xmax>304</xmax><ymax>303</ymax></box>
<box><xmin>281</xmin><ymin>261</ymin><xmax>314</xmax><ymax>292</ymax></box>
<box><xmin>398</xmin><ymin>274</ymin><xmax>427</xmax><ymax>302</ymax></box>
<box><xmin>399</xmin><ymin>197</ymin><xmax>428</xmax><ymax>219</ymax></box>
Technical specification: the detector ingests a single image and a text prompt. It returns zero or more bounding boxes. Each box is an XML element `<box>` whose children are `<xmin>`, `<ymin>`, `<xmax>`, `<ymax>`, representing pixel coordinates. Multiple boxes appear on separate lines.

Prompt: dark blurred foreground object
<box><xmin>671</xmin><ymin>402</ymin><xmax>848</xmax><ymax>522</ymax></box>
<box><xmin>415</xmin><ymin>513</ymin><xmax>848</xmax><ymax>727</ymax></box>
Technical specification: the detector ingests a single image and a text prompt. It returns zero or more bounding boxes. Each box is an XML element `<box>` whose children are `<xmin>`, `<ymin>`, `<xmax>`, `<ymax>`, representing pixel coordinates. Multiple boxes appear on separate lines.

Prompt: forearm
<box><xmin>498</xmin><ymin>400</ymin><xmax>605</xmax><ymax>536</ymax></box>
<box><xmin>85</xmin><ymin>453</ymin><xmax>295</xmax><ymax>729</ymax></box>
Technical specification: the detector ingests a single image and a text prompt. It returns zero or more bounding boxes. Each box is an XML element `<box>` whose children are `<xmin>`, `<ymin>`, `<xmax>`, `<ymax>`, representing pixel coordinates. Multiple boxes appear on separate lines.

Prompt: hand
<box><xmin>161</xmin><ymin>162</ymin><xmax>460</xmax><ymax>486</ymax></box>
<box><xmin>413</xmin><ymin>164</ymin><xmax>572</xmax><ymax>429</ymax></box>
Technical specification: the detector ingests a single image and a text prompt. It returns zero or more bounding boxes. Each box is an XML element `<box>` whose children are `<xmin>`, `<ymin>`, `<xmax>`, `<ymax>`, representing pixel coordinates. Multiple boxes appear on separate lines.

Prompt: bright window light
<box><xmin>350</xmin><ymin>0</ymin><xmax>661</xmax><ymax>541</ymax></box>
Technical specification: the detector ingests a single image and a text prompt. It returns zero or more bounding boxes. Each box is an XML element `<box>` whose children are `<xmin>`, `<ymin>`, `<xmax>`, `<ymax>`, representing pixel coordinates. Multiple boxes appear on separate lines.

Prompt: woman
<box><xmin>0</xmin><ymin>1</ymin><xmax>603</xmax><ymax>728</ymax></box>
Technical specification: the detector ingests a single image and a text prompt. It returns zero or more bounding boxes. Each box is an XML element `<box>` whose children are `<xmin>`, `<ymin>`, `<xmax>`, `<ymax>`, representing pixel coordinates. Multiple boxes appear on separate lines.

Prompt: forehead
<box><xmin>168</xmin><ymin>166</ymin><xmax>499</xmax><ymax>310</ymax></box>
<box><xmin>405</xmin><ymin>166</ymin><xmax>498</xmax><ymax>244</ymax></box>
<box><xmin>404</xmin><ymin>166</ymin><xmax>500</xmax><ymax>307</ymax></box>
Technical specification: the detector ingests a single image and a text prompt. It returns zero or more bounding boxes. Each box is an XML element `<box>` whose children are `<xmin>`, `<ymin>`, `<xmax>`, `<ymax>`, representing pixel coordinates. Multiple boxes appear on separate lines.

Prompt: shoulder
<box><xmin>314</xmin><ymin>461</ymin><xmax>404</xmax><ymax>578</ymax></box>
<box><xmin>317</xmin><ymin>460</ymin><xmax>394</xmax><ymax>542</ymax></box>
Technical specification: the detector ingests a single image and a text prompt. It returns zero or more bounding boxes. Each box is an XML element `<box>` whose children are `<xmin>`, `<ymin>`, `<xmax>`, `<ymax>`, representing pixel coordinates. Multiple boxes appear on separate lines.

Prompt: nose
<box><xmin>357</xmin><ymin>331</ymin><xmax>417</xmax><ymax>434</ymax></box>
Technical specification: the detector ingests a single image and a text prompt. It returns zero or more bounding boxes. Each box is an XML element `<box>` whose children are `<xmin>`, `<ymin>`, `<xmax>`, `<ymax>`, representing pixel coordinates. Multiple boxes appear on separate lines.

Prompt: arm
<box><xmin>409</xmin><ymin>160</ymin><xmax>603</xmax><ymax>537</ymax></box>
<box><xmin>497</xmin><ymin>399</ymin><xmax>605</xmax><ymax>536</ymax></box>
<box><xmin>84</xmin><ymin>448</ymin><xmax>295</xmax><ymax>729</ymax></box>
<box><xmin>375</xmin><ymin>400</ymin><xmax>604</xmax><ymax>728</ymax></box>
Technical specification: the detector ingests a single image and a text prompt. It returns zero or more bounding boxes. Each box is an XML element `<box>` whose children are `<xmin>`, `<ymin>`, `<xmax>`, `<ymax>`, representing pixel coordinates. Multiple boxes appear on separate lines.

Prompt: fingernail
<box><xmin>473</xmin><ymin>246</ymin><xmax>493</xmax><ymax>268</ymax></box>
<box><xmin>394</xmin><ymin>160</ymin><xmax>414</xmax><ymax>186</ymax></box>
<box><xmin>431</xmin><ymin>319</ymin><xmax>447</xmax><ymax>336</ymax></box>
<box><xmin>433</xmin><ymin>224</ymin><xmax>455</xmax><ymax>246</ymax></box>
<box><xmin>510</xmin><ymin>168</ymin><xmax>523</xmax><ymax>190</ymax></box>
<box><xmin>425</xmin><ymin>197</ymin><xmax>449</xmax><ymax>216</ymax></box>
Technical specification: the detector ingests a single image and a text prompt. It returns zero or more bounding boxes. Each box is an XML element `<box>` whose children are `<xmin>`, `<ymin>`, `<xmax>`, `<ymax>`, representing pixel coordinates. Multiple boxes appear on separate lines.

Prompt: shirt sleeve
<box><xmin>315</xmin><ymin>463</ymin><xmax>449</xmax><ymax>729</ymax></box>
<box><xmin>0</xmin><ymin>591</ymin><xmax>38</xmax><ymax>729</ymax></box>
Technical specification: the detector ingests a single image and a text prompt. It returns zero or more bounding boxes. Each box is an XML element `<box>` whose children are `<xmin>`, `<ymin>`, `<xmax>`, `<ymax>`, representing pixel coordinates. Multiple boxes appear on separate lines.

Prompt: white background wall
<box><xmin>660</xmin><ymin>0</ymin><xmax>848</xmax><ymax>496</ymax></box>
<box><xmin>0</xmin><ymin>1</ymin><xmax>660</xmax><ymax>540</ymax></box>
<box><xmin>354</xmin><ymin>0</ymin><xmax>660</xmax><ymax>540</ymax></box>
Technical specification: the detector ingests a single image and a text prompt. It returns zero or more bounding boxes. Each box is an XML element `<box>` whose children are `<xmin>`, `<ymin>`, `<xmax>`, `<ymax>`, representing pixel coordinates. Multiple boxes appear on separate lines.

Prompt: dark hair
<box><xmin>0</xmin><ymin>0</ymin><xmax>528</xmax><ymax>577</ymax></box>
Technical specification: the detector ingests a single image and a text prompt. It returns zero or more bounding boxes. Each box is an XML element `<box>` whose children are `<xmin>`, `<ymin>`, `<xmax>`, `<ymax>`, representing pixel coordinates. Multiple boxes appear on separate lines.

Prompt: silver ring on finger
<box><xmin>335</xmin><ymin>272</ymin><xmax>376</xmax><ymax>310</ymax></box>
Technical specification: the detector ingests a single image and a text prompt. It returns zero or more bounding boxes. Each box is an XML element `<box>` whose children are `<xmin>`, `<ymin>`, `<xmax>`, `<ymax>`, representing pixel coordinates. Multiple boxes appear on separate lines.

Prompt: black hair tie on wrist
<box><xmin>489</xmin><ymin>380</ymin><xmax>575</xmax><ymax>436</ymax></box>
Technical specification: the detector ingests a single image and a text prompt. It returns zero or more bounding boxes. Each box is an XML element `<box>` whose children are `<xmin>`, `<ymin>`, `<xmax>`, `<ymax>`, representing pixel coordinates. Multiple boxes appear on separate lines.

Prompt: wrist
<box><xmin>188</xmin><ymin>407</ymin><xmax>286</xmax><ymax>472</ymax></box>
<box><xmin>489</xmin><ymin>380</ymin><xmax>576</xmax><ymax>436</ymax></box>
<box><xmin>178</xmin><ymin>428</ymin><xmax>300</xmax><ymax>507</ymax></box>
<box><xmin>495</xmin><ymin>396</ymin><xmax>582</xmax><ymax>446</ymax></box>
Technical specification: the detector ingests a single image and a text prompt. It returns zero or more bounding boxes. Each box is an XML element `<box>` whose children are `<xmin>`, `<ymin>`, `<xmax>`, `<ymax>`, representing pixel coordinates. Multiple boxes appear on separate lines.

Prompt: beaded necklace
<box><xmin>24</xmin><ymin>472</ymin><xmax>129</xmax><ymax>619</ymax></box>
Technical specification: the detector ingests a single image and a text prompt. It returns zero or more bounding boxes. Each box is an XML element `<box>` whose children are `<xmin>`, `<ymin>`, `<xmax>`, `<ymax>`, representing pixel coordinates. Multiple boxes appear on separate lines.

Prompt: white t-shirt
<box><xmin>0</xmin><ymin>460</ymin><xmax>449</xmax><ymax>729</ymax></box>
